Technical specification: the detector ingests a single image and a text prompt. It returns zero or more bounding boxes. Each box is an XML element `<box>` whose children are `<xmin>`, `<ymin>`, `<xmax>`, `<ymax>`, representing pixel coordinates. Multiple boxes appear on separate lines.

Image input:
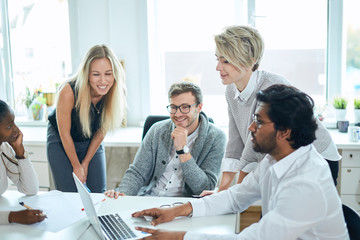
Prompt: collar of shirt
<box><xmin>233</xmin><ymin>70</ymin><xmax>259</xmax><ymax>102</ymax></box>
<box><xmin>265</xmin><ymin>145</ymin><xmax>312</xmax><ymax>179</ymax></box>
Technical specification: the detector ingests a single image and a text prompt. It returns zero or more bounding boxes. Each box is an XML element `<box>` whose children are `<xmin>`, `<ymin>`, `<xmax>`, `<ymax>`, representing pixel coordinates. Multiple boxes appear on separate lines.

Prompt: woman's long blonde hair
<box><xmin>64</xmin><ymin>45</ymin><xmax>127</xmax><ymax>138</ymax></box>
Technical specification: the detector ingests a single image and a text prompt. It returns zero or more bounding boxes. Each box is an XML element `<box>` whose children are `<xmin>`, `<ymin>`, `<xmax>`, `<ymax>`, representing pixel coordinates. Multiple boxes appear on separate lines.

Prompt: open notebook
<box><xmin>73</xmin><ymin>173</ymin><xmax>150</xmax><ymax>240</ymax></box>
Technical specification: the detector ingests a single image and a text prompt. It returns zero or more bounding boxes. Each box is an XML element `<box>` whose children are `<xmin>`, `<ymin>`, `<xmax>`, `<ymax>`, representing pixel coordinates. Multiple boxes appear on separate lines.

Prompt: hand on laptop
<box><xmin>134</xmin><ymin>226</ymin><xmax>186</xmax><ymax>240</ymax></box>
<box><xmin>132</xmin><ymin>202</ymin><xmax>193</xmax><ymax>226</ymax></box>
<box><xmin>104</xmin><ymin>189</ymin><xmax>126</xmax><ymax>199</ymax></box>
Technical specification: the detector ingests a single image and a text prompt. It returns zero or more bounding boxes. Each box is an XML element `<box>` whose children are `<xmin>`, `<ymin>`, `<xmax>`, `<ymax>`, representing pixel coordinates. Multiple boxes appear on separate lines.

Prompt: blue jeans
<box><xmin>46</xmin><ymin>124</ymin><xmax>106</xmax><ymax>193</ymax></box>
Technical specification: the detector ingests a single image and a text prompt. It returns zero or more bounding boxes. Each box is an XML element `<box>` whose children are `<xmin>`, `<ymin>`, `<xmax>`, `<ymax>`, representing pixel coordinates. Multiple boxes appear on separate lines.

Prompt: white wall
<box><xmin>68</xmin><ymin>0</ymin><xmax>150</xmax><ymax>126</ymax></box>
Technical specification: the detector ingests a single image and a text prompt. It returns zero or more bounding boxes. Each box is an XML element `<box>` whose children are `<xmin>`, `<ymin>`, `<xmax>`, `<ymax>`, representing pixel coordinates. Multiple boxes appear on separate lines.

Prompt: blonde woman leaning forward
<box><xmin>47</xmin><ymin>45</ymin><xmax>127</xmax><ymax>193</ymax></box>
<box><xmin>201</xmin><ymin>26</ymin><xmax>340</xmax><ymax>196</ymax></box>
<box><xmin>0</xmin><ymin>100</ymin><xmax>46</xmax><ymax>224</ymax></box>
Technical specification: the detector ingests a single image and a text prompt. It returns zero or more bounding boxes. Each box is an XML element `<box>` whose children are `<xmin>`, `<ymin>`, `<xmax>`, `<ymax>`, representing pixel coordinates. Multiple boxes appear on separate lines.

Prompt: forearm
<box><xmin>182</xmin><ymin>158</ymin><xmax>219</xmax><ymax>194</ymax></box>
<box><xmin>218</xmin><ymin>172</ymin><xmax>237</xmax><ymax>192</ymax></box>
<box><xmin>237</xmin><ymin>171</ymin><xmax>249</xmax><ymax>184</ymax></box>
<box><xmin>82</xmin><ymin>130</ymin><xmax>105</xmax><ymax>164</ymax></box>
<box><xmin>175</xmin><ymin>202</ymin><xmax>193</xmax><ymax>217</ymax></box>
<box><xmin>58</xmin><ymin>133</ymin><xmax>80</xmax><ymax>168</ymax></box>
<box><xmin>17</xmin><ymin>159</ymin><xmax>38</xmax><ymax>195</ymax></box>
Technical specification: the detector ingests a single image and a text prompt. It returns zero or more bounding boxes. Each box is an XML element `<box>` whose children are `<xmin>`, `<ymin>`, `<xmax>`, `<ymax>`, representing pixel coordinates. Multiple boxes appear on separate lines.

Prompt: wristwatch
<box><xmin>176</xmin><ymin>145</ymin><xmax>189</xmax><ymax>155</ymax></box>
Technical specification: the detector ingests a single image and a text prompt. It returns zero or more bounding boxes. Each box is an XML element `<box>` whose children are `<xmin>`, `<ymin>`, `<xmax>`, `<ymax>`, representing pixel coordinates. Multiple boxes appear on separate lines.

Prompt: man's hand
<box><xmin>9</xmin><ymin>210</ymin><xmax>46</xmax><ymax>224</ymax></box>
<box><xmin>132</xmin><ymin>207</ymin><xmax>177</xmax><ymax>226</ymax></box>
<box><xmin>135</xmin><ymin>227</ymin><xmax>185</xmax><ymax>240</ymax></box>
<box><xmin>171</xmin><ymin>126</ymin><xmax>188</xmax><ymax>151</ymax></box>
<box><xmin>132</xmin><ymin>202</ymin><xmax>193</xmax><ymax>226</ymax></box>
<box><xmin>104</xmin><ymin>189</ymin><xmax>126</xmax><ymax>199</ymax></box>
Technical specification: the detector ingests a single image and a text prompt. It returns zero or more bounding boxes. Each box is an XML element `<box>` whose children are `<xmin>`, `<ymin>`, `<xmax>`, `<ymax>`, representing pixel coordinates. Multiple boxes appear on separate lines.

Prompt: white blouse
<box><xmin>0</xmin><ymin>142</ymin><xmax>39</xmax><ymax>224</ymax></box>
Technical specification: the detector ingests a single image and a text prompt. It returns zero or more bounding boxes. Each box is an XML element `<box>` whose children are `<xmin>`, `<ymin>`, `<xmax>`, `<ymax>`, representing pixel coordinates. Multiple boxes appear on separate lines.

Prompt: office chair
<box><xmin>342</xmin><ymin>204</ymin><xmax>360</xmax><ymax>240</ymax></box>
<box><xmin>141</xmin><ymin>113</ymin><xmax>214</xmax><ymax>140</ymax></box>
<box><xmin>142</xmin><ymin>115</ymin><xmax>170</xmax><ymax>140</ymax></box>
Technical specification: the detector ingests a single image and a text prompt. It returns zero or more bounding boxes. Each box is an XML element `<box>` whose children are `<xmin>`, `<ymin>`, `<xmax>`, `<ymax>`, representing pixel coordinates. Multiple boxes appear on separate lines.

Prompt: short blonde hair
<box><xmin>215</xmin><ymin>25</ymin><xmax>264</xmax><ymax>72</ymax></box>
<box><xmin>66</xmin><ymin>45</ymin><xmax>127</xmax><ymax>138</ymax></box>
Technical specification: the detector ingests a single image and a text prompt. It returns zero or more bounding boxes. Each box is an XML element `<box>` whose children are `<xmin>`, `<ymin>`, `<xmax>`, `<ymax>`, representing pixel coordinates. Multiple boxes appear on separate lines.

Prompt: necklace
<box><xmin>93</xmin><ymin>103</ymin><xmax>101</xmax><ymax>114</ymax></box>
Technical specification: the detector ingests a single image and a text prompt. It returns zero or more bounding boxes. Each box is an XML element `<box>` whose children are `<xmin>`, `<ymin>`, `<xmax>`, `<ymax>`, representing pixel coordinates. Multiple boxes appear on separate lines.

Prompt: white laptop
<box><xmin>73</xmin><ymin>172</ymin><xmax>151</xmax><ymax>240</ymax></box>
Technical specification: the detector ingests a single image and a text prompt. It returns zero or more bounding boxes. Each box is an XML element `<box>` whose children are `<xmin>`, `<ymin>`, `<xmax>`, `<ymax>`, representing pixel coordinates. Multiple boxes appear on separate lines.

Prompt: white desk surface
<box><xmin>19</xmin><ymin>125</ymin><xmax>360</xmax><ymax>149</ymax></box>
<box><xmin>0</xmin><ymin>191</ymin><xmax>236</xmax><ymax>240</ymax></box>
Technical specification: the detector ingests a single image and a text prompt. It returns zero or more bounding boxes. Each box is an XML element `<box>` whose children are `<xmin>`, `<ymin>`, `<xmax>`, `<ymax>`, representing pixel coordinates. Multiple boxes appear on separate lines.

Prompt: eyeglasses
<box><xmin>252</xmin><ymin>114</ymin><xmax>273</xmax><ymax>128</ymax></box>
<box><xmin>160</xmin><ymin>202</ymin><xmax>183</xmax><ymax>208</ymax></box>
<box><xmin>166</xmin><ymin>103</ymin><xmax>197</xmax><ymax>114</ymax></box>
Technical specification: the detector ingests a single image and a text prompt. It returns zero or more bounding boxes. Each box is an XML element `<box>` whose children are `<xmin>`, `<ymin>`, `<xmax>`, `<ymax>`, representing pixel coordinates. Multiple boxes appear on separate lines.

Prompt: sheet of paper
<box><xmin>15</xmin><ymin>190</ymin><xmax>105</xmax><ymax>232</ymax></box>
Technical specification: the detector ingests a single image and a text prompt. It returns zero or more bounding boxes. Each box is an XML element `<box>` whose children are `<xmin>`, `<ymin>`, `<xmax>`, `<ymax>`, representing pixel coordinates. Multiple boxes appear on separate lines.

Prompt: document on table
<box><xmin>16</xmin><ymin>190</ymin><xmax>105</xmax><ymax>232</ymax></box>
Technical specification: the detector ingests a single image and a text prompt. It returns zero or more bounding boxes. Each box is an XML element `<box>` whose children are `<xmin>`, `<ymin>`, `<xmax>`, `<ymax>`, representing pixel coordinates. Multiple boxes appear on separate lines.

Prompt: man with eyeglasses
<box><xmin>132</xmin><ymin>84</ymin><xmax>348</xmax><ymax>240</ymax></box>
<box><xmin>105</xmin><ymin>82</ymin><xmax>226</xmax><ymax>197</ymax></box>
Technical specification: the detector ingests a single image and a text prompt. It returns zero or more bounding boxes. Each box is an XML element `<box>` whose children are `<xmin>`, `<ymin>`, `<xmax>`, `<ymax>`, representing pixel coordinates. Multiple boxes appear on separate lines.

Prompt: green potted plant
<box><xmin>354</xmin><ymin>98</ymin><xmax>360</xmax><ymax>123</ymax></box>
<box><xmin>332</xmin><ymin>97</ymin><xmax>348</xmax><ymax>121</ymax></box>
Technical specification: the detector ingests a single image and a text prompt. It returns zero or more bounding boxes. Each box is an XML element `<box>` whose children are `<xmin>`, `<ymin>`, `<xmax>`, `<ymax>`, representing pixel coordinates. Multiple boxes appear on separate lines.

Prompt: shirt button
<box><xmin>154</xmin><ymin>176</ymin><xmax>157</xmax><ymax>181</ymax></box>
<box><xmin>176</xmin><ymin>156</ymin><xmax>178</xmax><ymax>158</ymax></box>
<box><xmin>162</xmin><ymin>160</ymin><xmax>166</xmax><ymax>164</ymax></box>
<box><xmin>174</xmin><ymin>168</ymin><xmax>177</xmax><ymax>171</ymax></box>
<box><xmin>165</xmin><ymin>188</ymin><xmax>168</xmax><ymax>191</ymax></box>
<box><xmin>169</xmin><ymin>181</ymin><xmax>172</xmax><ymax>184</ymax></box>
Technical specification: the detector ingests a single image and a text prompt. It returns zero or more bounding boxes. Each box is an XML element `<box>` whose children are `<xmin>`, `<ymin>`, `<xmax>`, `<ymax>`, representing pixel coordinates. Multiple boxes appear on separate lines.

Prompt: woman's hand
<box><xmin>9</xmin><ymin>210</ymin><xmax>46</xmax><ymax>224</ymax></box>
<box><xmin>73</xmin><ymin>165</ymin><xmax>86</xmax><ymax>183</ymax></box>
<box><xmin>104</xmin><ymin>189</ymin><xmax>126</xmax><ymax>199</ymax></box>
<box><xmin>81</xmin><ymin>161</ymin><xmax>90</xmax><ymax>182</ymax></box>
<box><xmin>9</xmin><ymin>129</ymin><xmax>25</xmax><ymax>159</ymax></box>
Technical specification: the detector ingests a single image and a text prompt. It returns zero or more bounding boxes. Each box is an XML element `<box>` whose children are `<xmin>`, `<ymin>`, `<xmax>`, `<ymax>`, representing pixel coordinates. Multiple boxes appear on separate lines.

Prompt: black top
<box><xmin>48</xmin><ymin>81</ymin><xmax>103</xmax><ymax>142</ymax></box>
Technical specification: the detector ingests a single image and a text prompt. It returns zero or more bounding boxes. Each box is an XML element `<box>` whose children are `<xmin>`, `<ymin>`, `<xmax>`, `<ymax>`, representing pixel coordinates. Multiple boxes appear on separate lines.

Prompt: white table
<box><xmin>0</xmin><ymin>191</ymin><xmax>236</xmax><ymax>240</ymax></box>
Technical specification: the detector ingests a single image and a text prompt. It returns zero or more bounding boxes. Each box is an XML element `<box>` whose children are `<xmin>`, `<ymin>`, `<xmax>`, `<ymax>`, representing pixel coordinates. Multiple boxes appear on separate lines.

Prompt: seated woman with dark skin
<box><xmin>0</xmin><ymin>100</ymin><xmax>46</xmax><ymax>224</ymax></box>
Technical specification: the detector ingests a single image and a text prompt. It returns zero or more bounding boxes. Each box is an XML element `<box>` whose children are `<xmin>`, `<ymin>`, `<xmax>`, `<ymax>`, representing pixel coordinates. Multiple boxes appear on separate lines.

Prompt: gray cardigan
<box><xmin>118</xmin><ymin>112</ymin><xmax>226</xmax><ymax>196</ymax></box>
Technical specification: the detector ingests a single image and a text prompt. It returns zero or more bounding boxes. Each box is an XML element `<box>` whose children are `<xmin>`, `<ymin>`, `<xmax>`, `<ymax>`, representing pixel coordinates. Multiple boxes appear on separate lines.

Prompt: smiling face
<box><xmin>215</xmin><ymin>55</ymin><xmax>253</xmax><ymax>89</ymax></box>
<box><xmin>169</xmin><ymin>92</ymin><xmax>202</xmax><ymax>134</ymax></box>
<box><xmin>0</xmin><ymin>109</ymin><xmax>20</xmax><ymax>145</ymax></box>
<box><xmin>89</xmin><ymin>57</ymin><xmax>115</xmax><ymax>98</ymax></box>
<box><xmin>248</xmin><ymin>103</ymin><xmax>278</xmax><ymax>155</ymax></box>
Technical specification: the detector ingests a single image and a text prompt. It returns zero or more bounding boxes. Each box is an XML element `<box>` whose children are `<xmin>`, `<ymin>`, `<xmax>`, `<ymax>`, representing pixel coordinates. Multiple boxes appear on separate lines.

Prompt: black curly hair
<box><xmin>0</xmin><ymin>100</ymin><xmax>10</xmax><ymax>123</ymax></box>
<box><xmin>256</xmin><ymin>84</ymin><xmax>317</xmax><ymax>149</ymax></box>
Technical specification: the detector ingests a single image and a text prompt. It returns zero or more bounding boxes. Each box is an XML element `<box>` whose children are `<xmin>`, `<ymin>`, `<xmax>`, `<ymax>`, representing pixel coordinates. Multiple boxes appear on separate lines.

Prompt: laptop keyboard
<box><xmin>99</xmin><ymin>213</ymin><xmax>137</xmax><ymax>240</ymax></box>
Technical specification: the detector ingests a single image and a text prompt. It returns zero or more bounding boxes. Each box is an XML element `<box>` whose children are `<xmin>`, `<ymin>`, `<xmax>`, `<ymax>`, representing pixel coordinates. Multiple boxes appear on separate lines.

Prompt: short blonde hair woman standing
<box><xmin>201</xmin><ymin>26</ymin><xmax>340</xmax><ymax>196</ymax></box>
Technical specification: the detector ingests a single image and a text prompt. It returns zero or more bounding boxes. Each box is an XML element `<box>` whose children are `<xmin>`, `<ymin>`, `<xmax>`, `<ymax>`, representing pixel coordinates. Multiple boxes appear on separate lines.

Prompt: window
<box><xmin>255</xmin><ymin>0</ymin><xmax>327</xmax><ymax>104</ymax></box>
<box><xmin>147</xmin><ymin>0</ymin><xmax>247</xmax><ymax>126</ymax></box>
<box><xmin>0</xmin><ymin>0</ymin><xmax>71</xmax><ymax>119</ymax></box>
<box><xmin>343</xmin><ymin>0</ymin><xmax>360</xmax><ymax>121</ymax></box>
<box><xmin>147</xmin><ymin>0</ymin><xmax>343</xmax><ymax>126</ymax></box>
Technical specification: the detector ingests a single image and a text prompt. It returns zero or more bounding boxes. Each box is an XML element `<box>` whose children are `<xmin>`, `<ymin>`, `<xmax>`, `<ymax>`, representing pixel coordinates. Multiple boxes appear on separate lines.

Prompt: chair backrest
<box><xmin>141</xmin><ymin>113</ymin><xmax>214</xmax><ymax>140</ymax></box>
<box><xmin>142</xmin><ymin>115</ymin><xmax>170</xmax><ymax>140</ymax></box>
<box><xmin>342</xmin><ymin>204</ymin><xmax>360</xmax><ymax>240</ymax></box>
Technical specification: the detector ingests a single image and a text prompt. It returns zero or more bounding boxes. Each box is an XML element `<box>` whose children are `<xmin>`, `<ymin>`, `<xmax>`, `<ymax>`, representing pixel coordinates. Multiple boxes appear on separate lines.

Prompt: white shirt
<box><xmin>186</xmin><ymin>145</ymin><xmax>348</xmax><ymax>240</ymax></box>
<box><xmin>0</xmin><ymin>142</ymin><xmax>39</xmax><ymax>224</ymax></box>
<box><xmin>148</xmin><ymin>126</ymin><xmax>199</xmax><ymax>197</ymax></box>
